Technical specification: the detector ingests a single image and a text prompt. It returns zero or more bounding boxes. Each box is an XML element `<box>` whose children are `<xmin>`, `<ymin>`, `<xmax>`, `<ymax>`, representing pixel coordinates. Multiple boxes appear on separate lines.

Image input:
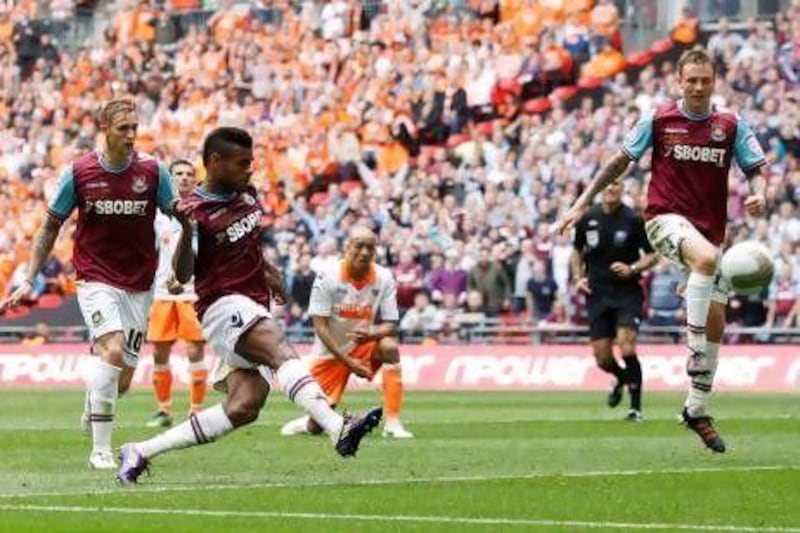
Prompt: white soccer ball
<box><xmin>720</xmin><ymin>240</ymin><xmax>775</xmax><ymax>295</ymax></box>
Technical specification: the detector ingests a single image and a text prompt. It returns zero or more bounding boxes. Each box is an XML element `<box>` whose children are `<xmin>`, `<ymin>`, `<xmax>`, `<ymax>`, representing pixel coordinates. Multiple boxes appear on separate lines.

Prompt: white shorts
<box><xmin>76</xmin><ymin>281</ymin><xmax>153</xmax><ymax>368</ymax></box>
<box><xmin>201</xmin><ymin>294</ymin><xmax>271</xmax><ymax>390</ymax></box>
<box><xmin>645</xmin><ymin>214</ymin><xmax>730</xmax><ymax>304</ymax></box>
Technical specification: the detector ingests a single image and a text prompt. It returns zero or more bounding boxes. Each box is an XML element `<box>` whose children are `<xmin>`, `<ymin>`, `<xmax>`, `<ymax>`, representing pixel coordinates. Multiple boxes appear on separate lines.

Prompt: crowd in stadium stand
<box><xmin>1</xmin><ymin>0</ymin><xmax>799</xmax><ymax>341</ymax></box>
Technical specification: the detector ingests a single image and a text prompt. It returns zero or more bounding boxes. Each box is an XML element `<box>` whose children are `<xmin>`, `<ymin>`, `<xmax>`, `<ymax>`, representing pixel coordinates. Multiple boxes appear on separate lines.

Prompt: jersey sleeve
<box><xmin>156</xmin><ymin>162</ymin><xmax>177</xmax><ymax>213</ymax></box>
<box><xmin>47</xmin><ymin>166</ymin><xmax>77</xmax><ymax>220</ymax></box>
<box><xmin>733</xmin><ymin>115</ymin><xmax>767</xmax><ymax>172</ymax></box>
<box><xmin>621</xmin><ymin>111</ymin><xmax>654</xmax><ymax>161</ymax></box>
<box><xmin>378</xmin><ymin>275</ymin><xmax>400</xmax><ymax>322</ymax></box>
<box><xmin>308</xmin><ymin>273</ymin><xmax>334</xmax><ymax>317</ymax></box>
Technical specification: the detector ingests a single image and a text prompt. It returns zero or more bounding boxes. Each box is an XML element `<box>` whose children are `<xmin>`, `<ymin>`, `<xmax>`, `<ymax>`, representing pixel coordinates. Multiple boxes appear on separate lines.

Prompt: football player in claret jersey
<box><xmin>0</xmin><ymin>97</ymin><xmax>178</xmax><ymax>470</ymax></box>
<box><xmin>280</xmin><ymin>225</ymin><xmax>413</xmax><ymax>439</ymax></box>
<box><xmin>117</xmin><ymin>127</ymin><xmax>382</xmax><ymax>484</ymax></box>
<box><xmin>145</xmin><ymin>160</ymin><xmax>208</xmax><ymax>428</ymax></box>
<box><xmin>558</xmin><ymin>49</ymin><xmax>768</xmax><ymax>452</ymax></box>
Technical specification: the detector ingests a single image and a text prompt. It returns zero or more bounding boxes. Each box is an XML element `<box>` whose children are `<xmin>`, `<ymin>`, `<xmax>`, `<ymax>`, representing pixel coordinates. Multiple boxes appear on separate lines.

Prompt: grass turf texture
<box><xmin>0</xmin><ymin>389</ymin><xmax>797</xmax><ymax>532</ymax></box>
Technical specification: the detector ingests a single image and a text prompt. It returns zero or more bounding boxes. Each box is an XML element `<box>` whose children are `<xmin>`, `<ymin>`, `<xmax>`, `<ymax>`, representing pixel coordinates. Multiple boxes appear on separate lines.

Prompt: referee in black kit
<box><xmin>571</xmin><ymin>179</ymin><xmax>658</xmax><ymax>422</ymax></box>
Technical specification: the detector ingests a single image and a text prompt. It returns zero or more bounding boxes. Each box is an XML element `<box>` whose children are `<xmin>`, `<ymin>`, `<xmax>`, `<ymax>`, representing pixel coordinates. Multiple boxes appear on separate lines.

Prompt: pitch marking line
<box><xmin>0</xmin><ymin>464</ymin><xmax>795</xmax><ymax>500</ymax></box>
<box><xmin>0</xmin><ymin>503</ymin><xmax>798</xmax><ymax>531</ymax></box>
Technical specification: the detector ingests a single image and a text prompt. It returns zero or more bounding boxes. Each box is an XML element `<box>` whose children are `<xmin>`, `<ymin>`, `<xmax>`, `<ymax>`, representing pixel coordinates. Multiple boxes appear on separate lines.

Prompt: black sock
<box><xmin>623</xmin><ymin>354</ymin><xmax>642</xmax><ymax>411</ymax></box>
<box><xmin>598</xmin><ymin>358</ymin><xmax>625</xmax><ymax>381</ymax></box>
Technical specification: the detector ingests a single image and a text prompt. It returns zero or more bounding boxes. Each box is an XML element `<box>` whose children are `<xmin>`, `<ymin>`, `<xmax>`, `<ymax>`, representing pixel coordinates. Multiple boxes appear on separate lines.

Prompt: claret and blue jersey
<box><xmin>622</xmin><ymin>99</ymin><xmax>767</xmax><ymax>245</ymax></box>
<box><xmin>47</xmin><ymin>150</ymin><xmax>176</xmax><ymax>292</ymax></box>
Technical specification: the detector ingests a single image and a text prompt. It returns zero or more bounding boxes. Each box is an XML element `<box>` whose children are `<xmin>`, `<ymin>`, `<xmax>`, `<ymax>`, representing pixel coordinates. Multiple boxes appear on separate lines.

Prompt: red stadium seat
<box><xmin>309</xmin><ymin>192</ymin><xmax>329</xmax><ymax>206</ymax></box>
<box><xmin>650</xmin><ymin>39</ymin><xmax>675</xmax><ymax>54</ymax></box>
<box><xmin>577</xmin><ymin>76</ymin><xmax>603</xmax><ymax>90</ymax></box>
<box><xmin>37</xmin><ymin>294</ymin><xmax>63</xmax><ymax>309</ymax></box>
<box><xmin>550</xmin><ymin>85</ymin><xmax>579</xmax><ymax>102</ymax></box>
<box><xmin>523</xmin><ymin>97</ymin><xmax>551</xmax><ymax>114</ymax></box>
<box><xmin>446</xmin><ymin>133</ymin><xmax>471</xmax><ymax>149</ymax></box>
<box><xmin>627</xmin><ymin>50</ymin><xmax>656</xmax><ymax>68</ymax></box>
<box><xmin>340</xmin><ymin>180</ymin><xmax>363</xmax><ymax>195</ymax></box>
<box><xmin>4</xmin><ymin>306</ymin><xmax>30</xmax><ymax>319</ymax></box>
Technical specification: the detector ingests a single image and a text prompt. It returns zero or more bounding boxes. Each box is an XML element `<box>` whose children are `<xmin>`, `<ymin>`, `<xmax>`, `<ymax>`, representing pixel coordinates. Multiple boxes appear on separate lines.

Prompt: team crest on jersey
<box><xmin>710</xmin><ymin>124</ymin><xmax>726</xmax><ymax>142</ymax></box>
<box><xmin>371</xmin><ymin>288</ymin><xmax>380</xmax><ymax>297</ymax></box>
<box><xmin>230</xmin><ymin>312</ymin><xmax>244</xmax><ymax>328</ymax></box>
<box><xmin>131</xmin><ymin>176</ymin><xmax>148</xmax><ymax>194</ymax></box>
<box><xmin>586</xmin><ymin>229</ymin><xmax>599</xmax><ymax>248</ymax></box>
<box><xmin>91</xmin><ymin>311</ymin><xmax>103</xmax><ymax>326</ymax></box>
<box><xmin>613</xmin><ymin>230</ymin><xmax>628</xmax><ymax>246</ymax></box>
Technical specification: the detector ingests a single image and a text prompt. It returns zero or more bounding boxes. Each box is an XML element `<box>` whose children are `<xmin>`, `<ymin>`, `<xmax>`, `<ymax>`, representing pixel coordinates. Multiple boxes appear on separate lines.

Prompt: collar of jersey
<box><xmin>341</xmin><ymin>260</ymin><xmax>376</xmax><ymax>290</ymax></box>
<box><xmin>196</xmin><ymin>185</ymin><xmax>234</xmax><ymax>201</ymax></box>
<box><xmin>677</xmin><ymin>99</ymin><xmax>712</xmax><ymax>121</ymax></box>
<box><xmin>96</xmin><ymin>150</ymin><xmax>133</xmax><ymax>173</ymax></box>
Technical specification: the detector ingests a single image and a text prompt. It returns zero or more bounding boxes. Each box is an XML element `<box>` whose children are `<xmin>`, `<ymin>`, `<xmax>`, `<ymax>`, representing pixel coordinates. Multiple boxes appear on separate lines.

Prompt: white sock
<box><xmin>685</xmin><ymin>341</ymin><xmax>720</xmax><ymax>417</ymax></box>
<box><xmin>136</xmin><ymin>404</ymin><xmax>233</xmax><ymax>459</ymax></box>
<box><xmin>277</xmin><ymin>359</ymin><xmax>343</xmax><ymax>442</ymax></box>
<box><xmin>84</xmin><ymin>357</ymin><xmax>121</xmax><ymax>453</ymax></box>
<box><xmin>685</xmin><ymin>272</ymin><xmax>714</xmax><ymax>352</ymax></box>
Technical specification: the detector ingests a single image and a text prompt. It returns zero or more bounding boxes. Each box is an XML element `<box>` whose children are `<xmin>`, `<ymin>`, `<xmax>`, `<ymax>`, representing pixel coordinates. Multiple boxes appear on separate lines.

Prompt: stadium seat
<box><xmin>4</xmin><ymin>306</ymin><xmax>30</xmax><ymax>319</ymax></box>
<box><xmin>523</xmin><ymin>97</ymin><xmax>551</xmax><ymax>114</ymax></box>
<box><xmin>550</xmin><ymin>85</ymin><xmax>579</xmax><ymax>102</ymax></box>
<box><xmin>309</xmin><ymin>192</ymin><xmax>329</xmax><ymax>207</ymax></box>
<box><xmin>446</xmin><ymin>133</ymin><xmax>470</xmax><ymax>149</ymax></box>
<box><xmin>650</xmin><ymin>39</ymin><xmax>675</xmax><ymax>55</ymax></box>
<box><xmin>577</xmin><ymin>76</ymin><xmax>603</xmax><ymax>90</ymax></box>
<box><xmin>627</xmin><ymin>50</ymin><xmax>656</xmax><ymax>68</ymax></box>
<box><xmin>340</xmin><ymin>180</ymin><xmax>363</xmax><ymax>195</ymax></box>
<box><xmin>36</xmin><ymin>294</ymin><xmax>63</xmax><ymax>309</ymax></box>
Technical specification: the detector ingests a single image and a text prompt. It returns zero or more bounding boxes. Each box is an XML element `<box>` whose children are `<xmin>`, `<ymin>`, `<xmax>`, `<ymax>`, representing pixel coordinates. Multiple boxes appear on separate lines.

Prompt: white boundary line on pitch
<box><xmin>1</xmin><ymin>413</ymin><xmax>798</xmax><ymax>432</ymax></box>
<box><xmin>0</xmin><ymin>503</ymin><xmax>798</xmax><ymax>532</ymax></box>
<box><xmin>0</xmin><ymin>464</ymin><xmax>796</xmax><ymax>501</ymax></box>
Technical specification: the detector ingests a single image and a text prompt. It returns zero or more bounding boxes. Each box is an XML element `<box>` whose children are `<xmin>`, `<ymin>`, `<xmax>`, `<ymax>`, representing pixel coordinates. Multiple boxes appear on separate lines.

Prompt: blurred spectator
<box><xmin>394</xmin><ymin>248</ymin><xmax>425</xmax><ymax>311</ymax></box>
<box><xmin>399</xmin><ymin>291</ymin><xmax>441</xmax><ymax>339</ymax></box>
<box><xmin>526</xmin><ymin>259</ymin><xmax>558</xmax><ymax>321</ymax></box>
<box><xmin>646</xmin><ymin>259</ymin><xmax>685</xmax><ymax>326</ymax></box>
<box><xmin>756</xmin><ymin>262</ymin><xmax>800</xmax><ymax>341</ymax></box>
<box><xmin>22</xmin><ymin>322</ymin><xmax>50</xmax><ymax>345</ymax></box>
<box><xmin>468</xmin><ymin>246</ymin><xmax>511</xmax><ymax>316</ymax></box>
<box><xmin>426</xmin><ymin>249</ymin><xmax>467</xmax><ymax>304</ymax></box>
<box><xmin>289</xmin><ymin>252</ymin><xmax>315</xmax><ymax>309</ymax></box>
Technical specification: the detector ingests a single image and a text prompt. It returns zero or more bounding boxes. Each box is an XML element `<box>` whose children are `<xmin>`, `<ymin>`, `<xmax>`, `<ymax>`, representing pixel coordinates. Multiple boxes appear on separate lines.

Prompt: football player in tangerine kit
<box><xmin>0</xmin><ymin>96</ymin><xmax>179</xmax><ymax>469</ymax></box>
<box><xmin>117</xmin><ymin>127</ymin><xmax>381</xmax><ymax>484</ymax></box>
<box><xmin>146</xmin><ymin>160</ymin><xmax>208</xmax><ymax>428</ymax></box>
<box><xmin>281</xmin><ymin>225</ymin><xmax>413</xmax><ymax>439</ymax></box>
<box><xmin>558</xmin><ymin>49</ymin><xmax>767</xmax><ymax>453</ymax></box>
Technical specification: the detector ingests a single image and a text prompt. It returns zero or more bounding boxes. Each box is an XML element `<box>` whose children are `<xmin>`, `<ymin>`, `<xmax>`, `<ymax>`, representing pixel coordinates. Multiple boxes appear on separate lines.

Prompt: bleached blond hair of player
<box><xmin>97</xmin><ymin>96</ymin><xmax>137</xmax><ymax>127</ymax></box>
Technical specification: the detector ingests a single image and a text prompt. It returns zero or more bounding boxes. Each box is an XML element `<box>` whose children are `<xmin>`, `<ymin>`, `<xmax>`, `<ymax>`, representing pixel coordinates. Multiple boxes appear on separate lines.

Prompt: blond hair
<box><xmin>97</xmin><ymin>96</ymin><xmax>137</xmax><ymax>127</ymax></box>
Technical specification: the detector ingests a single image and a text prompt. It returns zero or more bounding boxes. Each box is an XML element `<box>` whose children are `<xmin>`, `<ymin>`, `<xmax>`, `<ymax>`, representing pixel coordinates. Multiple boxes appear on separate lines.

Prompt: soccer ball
<box><xmin>719</xmin><ymin>240</ymin><xmax>774</xmax><ymax>295</ymax></box>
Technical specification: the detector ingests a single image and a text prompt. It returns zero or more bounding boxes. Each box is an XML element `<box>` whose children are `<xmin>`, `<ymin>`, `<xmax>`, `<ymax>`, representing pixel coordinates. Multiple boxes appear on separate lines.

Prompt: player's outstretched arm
<box><xmin>556</xmin><ymin>150</ymin><xmax>632</xmax><ymax>235</ymax></box>
<box><xmin>0</xmin><ymin>214</ymin><xmax>64</xmax><ymax>313</ymax></box>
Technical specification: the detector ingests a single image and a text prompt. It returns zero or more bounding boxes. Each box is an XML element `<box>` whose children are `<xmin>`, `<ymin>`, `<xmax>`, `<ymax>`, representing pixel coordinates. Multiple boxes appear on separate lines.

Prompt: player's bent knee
<box><xmin>377</xmin><ymin>337</ymin><xmax>400</xmax><ymax>363</ymax></box>
<box><xmin>225</xmin><ymin>398</ymin><xmax>265</xmax><ymax>427</ymax></box>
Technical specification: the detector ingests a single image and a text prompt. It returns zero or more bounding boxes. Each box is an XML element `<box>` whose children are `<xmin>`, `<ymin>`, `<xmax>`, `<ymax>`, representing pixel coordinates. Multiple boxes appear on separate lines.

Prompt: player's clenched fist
<box><xmin>743</xmin><ymin>194</ymin><xmax>766</xmax><ymax>217</ymax></box>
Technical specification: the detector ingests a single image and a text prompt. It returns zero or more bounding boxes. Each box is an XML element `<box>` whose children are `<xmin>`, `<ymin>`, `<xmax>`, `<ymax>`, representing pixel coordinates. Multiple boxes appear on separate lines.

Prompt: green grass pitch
<box><xmin>0</xmin><ymin>388</ymin><xmax>797</xmax><ymax>531</ymax></box>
